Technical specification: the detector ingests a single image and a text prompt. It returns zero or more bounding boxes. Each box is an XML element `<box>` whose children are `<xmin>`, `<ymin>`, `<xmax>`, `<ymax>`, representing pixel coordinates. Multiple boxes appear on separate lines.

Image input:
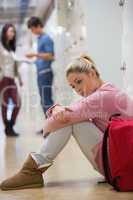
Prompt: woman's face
<box><xmin>6</xmin><ymin>26</ymin><xmax>16</xmax><ymax>41</ymax></box>
<box><xmin>67</xmin><ymin>72</ymin><xmax>97</xmax><ymax>97</ymax></box>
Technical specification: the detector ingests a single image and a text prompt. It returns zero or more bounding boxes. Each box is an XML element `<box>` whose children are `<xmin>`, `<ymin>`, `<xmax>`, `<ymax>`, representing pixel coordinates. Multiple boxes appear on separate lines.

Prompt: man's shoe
<box><xmin>36</xmin><ymin>129</ymin><xmax>43</xmax><ymax>134</ymax></box>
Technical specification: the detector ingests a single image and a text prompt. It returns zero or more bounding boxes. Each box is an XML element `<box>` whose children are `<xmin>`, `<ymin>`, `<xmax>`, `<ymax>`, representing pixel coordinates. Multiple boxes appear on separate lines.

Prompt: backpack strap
<box><xmin>102</xmin><ymin>125</ymin><xmax>112</xmax><ymax>184</ymax></box>
<box><xmin>109</xmin><ymin>113</ymin><xmax>121</xmax><ymax>121</ymax></box>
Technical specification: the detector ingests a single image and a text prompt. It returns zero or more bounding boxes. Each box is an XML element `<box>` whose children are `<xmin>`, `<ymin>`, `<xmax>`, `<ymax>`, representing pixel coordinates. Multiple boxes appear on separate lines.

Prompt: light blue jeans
<box><xmin>31</xmin><ymin>122</ymin><xmax>102</xmax><ymax>172</ymax></box>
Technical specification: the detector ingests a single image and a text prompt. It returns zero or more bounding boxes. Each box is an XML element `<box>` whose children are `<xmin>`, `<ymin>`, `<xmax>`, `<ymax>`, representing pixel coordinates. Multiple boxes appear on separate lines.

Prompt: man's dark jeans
<box><xmin>37</xmin><ymin>71</ymin><xmax>54</xmax><ymax>114</ymax></box>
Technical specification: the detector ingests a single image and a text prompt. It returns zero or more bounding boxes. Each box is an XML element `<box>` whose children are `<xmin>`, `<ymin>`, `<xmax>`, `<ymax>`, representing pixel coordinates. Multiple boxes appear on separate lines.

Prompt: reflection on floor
<box><xmin>0</xmin><ymin>120</ymin><xmax>133</xmax><ymax>200</ymax></box>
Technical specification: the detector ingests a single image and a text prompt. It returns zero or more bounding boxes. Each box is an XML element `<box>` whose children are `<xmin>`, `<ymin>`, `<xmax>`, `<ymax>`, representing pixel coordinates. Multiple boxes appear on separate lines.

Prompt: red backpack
<box><xmin>102</xmin><ymin>115</ymin><xmax>133</xmax><ymax>192</ymax></box>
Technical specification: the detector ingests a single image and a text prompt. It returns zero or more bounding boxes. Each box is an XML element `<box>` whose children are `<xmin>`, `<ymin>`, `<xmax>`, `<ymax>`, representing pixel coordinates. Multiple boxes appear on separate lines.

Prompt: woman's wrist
<box><xmin>46</xmin><ymin>104</ymin><xmax>60</xmax><ymax>117</ymax></box>
<box><xmin>52</xmin><ymin>105</ymin><xmax>61</xmax><ymax>112</ymax></box>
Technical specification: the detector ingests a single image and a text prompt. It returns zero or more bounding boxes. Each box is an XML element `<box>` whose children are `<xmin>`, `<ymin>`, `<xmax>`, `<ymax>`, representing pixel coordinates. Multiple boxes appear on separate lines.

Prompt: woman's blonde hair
<box><xmin>66</xmin><ymin>54</ymin><xmax>100</xmax><ymax>78</ymax></box>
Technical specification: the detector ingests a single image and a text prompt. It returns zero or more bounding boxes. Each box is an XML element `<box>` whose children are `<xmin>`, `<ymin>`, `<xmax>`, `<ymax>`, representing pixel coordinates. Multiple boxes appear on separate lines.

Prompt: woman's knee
<box><xmin>72</xmin><ymin>121</ymin><xmax>101</xmax><ymax>144</ymax></box>
<box><xmin>72</xmin><ymin>122</ymin><xmax>96</xmax><ymax>135</ymax></box>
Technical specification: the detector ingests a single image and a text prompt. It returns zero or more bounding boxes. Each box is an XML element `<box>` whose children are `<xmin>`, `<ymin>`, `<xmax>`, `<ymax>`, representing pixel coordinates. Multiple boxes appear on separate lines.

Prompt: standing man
<box><xmin>26</xmin><ymin>16</ymin><xmax>54</xmax><ymax>132</ymax></box>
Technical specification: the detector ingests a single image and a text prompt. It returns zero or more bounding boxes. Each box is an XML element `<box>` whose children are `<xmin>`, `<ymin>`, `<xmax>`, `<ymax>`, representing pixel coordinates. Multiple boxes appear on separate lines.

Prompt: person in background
<box><xmin>0</xmin><ymin>23</ymin><xmax>22</xmax><ymax>137</ymax></box>
<box><xmin>26</xmin><ymin>16</ymin><xmax>54</xmax><ymax>134</ymax></box>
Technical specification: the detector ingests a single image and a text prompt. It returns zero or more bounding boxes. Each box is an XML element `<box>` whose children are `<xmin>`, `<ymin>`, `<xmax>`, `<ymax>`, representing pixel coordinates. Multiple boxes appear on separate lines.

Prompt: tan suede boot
<box><xmin>0</xmin><ymin>155</ymin><xmax>52</xmax><ymax>191</ymax></box>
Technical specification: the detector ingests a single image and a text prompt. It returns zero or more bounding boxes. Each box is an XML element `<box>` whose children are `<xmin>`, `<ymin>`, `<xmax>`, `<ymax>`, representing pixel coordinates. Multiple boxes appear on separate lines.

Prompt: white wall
<box><xmin>56</xmin><ymin>0</ymin><xmax>123</xmax><ymax>87</ymax></box>
<box><xmin>122</xmin><ymin>0</ymin><xmax>133</xmax><ymax>94</ymax></box>
<box><xmin>85</xmin><ymin>0</ymin><xmax>123</xmax><ymax>87</ymax></box>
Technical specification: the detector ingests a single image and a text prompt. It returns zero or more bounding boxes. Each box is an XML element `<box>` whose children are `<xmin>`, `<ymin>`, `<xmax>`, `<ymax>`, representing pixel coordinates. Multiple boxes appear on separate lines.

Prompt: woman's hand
<box><xmin>25</xmin><ymin>53</ymin><xmax>37</xmax><ymax>59</ymax></box>
<box><xmin>52</xmin><ymin>105</ymin><xmax>73</xmax><ymax>123</ymax></box>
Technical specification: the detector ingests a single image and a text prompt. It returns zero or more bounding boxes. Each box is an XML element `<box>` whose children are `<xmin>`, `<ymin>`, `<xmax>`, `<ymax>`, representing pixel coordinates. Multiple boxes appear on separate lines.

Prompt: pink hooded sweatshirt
<box><xmin>44</xmin><ymin>83</ymin><xmax>133</xmax><ymax>174</ymax></box>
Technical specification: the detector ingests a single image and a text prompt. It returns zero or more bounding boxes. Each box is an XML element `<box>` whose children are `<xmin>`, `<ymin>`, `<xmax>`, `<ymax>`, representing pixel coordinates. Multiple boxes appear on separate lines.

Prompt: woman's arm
<box><xmin>26</xmin><ymin>52</ymin><xmax>54</xmax><ymax>61</ymax></box>
<box><xmin>43</xmin><ymin>96</ymin><xmax>96</xmax><ymax>134</ymax></box>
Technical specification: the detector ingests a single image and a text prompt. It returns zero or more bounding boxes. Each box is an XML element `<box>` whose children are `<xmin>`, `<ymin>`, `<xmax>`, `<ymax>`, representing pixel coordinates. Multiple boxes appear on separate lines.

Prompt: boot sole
<box><xmin>1</xmin><ymin>183</ymin><xmax>44</xmax><ymax>191</ymax></box>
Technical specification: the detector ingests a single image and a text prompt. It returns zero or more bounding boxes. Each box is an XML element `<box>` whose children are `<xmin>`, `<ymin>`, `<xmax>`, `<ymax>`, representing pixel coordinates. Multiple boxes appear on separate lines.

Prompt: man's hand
<box><xmin>52</xmin><ymin>105</ymin><xmax>73</xmax><ymax>123</ymax></box>
<box><xmin>25</xmin><ymin>53</ymin><xmax>37</xmax><ymax>59</ymax></box>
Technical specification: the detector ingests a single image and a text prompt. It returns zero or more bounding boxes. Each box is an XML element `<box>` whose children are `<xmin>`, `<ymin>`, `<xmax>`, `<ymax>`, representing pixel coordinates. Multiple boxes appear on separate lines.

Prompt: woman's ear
<box><xmin>88</xmin><ymin>68</ymin><xmax>96</xmax><ymax>78</ymax></box>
